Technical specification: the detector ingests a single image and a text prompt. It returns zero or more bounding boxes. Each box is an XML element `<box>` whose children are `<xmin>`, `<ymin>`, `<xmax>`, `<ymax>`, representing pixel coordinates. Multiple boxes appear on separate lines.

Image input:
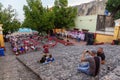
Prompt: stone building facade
<box><xmin>75</xmin><ymin>0</ymin><xmax>107</xmax><ymax>16</ymax></box>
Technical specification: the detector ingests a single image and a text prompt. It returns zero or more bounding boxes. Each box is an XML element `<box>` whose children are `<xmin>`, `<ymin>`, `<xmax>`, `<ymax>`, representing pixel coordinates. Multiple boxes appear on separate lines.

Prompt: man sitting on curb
<box><xmin>77</xmin><ymin>50</ymin><xmax>101</xmax><ymax>77</ymax></box>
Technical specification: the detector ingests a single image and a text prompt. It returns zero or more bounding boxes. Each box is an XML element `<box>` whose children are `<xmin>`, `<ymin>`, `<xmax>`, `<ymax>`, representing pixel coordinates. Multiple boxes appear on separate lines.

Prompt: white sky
<box><xmin>0</xmin><ymin>0</ymin><xmax>94</xmax><ymax>22</ymax></box>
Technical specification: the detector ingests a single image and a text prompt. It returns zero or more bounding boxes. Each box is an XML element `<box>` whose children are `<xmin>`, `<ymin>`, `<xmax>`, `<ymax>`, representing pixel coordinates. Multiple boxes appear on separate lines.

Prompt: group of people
<box><xmin>8</xmin><ymin>33</ymin><xmax>55</xmax><ymax>64</ymax></box>
<box><xmin>38</xmin><ymin>45</ymin><xmax>55</xmax><ymax>64</ymax></box>
<box><xmin>9</xmin><ymin>33</ymin><xmax>43</xmax><ymax>55</ymax></box>
<box><xmin>39</xmin><ymin>54</ymin><xmax>55</xmax><ymax>64</ymax></box>
<box><xmin>8</xmin><ymin>31</ymin><xmax>105</xmax><ymax>78</ymax></box>
<box><xmin>56</xmin><ymin>30</ymin><xmax>96</xmax><ymax>45</ymax></box>
<box><xmin>39</xmin><ymin>45</ymin><xmax>105</xmax><ymax>78</ymax></box>
<box><xmin>78</xmin><ymin>47</ymin><xmax>105</xmax><ymax>77</ymax></box>
<box><xmin>56</xmin><ymin>30</ymin><xmax>85</xmax><ymax>41</ymax></box>
<box><xmin>67</xmin><ymin>31</ymin><xmax>85</xmax><ymax>41</ymax></box>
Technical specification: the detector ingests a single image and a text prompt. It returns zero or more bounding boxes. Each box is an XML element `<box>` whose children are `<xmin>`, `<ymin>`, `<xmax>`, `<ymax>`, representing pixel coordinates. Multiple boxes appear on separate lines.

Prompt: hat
<box><xmin>91</xmin><ymin>50</ymin><xmax>96</xmax><ymax>54</ymax></box>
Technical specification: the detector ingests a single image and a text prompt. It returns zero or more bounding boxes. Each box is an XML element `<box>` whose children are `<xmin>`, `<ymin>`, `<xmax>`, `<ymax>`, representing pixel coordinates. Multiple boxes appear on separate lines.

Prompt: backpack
<box><xmin>93</xmin><ymin>57</ymin><xmax>100</xmax><ymax>77</ymax></box>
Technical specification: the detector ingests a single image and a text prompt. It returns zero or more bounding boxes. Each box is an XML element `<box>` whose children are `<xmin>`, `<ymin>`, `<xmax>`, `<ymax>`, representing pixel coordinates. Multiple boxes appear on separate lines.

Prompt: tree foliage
<box><xmin>114</xmin><ymin>11</ymin><xmax>120</xmax><ymax>19</ymax></box>
<box><xmin>0</xmin><ymin>4</ymin><xmax>21</xmax><ymax>34</ymax></box>
<box><xmin>23</xmin><ymin>0</ymin><xmax>43</xmax><ymax>31</ymax></box>
<box><xmin>106</xmin><ymin>0</ymin><xmax>120</xmax><ymax>19</ymax></box>
<box><xmin>23</xmin><ymin>0</ymin><xmax>55</xmax><ymax>33</ymax></box>
<box><xmin>40</xmin><ymin>9</ymin><xmax>55</xmax><ymax>31</ymax></box>
<box><xmin>53</xmin><ymin>0</ymin><xmax>77</xmax><ymax>29</ymax></box>
<box><xmin>23</xmin><ymin>0</ymin><xmax>77</xmax><ymax>32</ymax></box>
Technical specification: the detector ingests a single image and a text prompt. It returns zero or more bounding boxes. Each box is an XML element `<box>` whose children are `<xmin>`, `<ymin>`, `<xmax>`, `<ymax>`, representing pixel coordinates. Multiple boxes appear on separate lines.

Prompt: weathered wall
<box><xmin>75</xmin><ymin>15</ymin><xmax>97</xmax><ymax>32</ymax></box>
<box><xmin>75</xmin><ymin>0</ymin><xmax>107</xmax><ymax>16</ymax></box>
<box><xmin>74</xmin><ymin>0</ymin><xmax>108</xmax><ymax>33</ymax></box>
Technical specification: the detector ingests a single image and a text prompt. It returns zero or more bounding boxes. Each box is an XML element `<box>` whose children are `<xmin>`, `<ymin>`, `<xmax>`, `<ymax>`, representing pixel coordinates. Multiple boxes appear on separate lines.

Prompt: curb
<box><xmin>16</xmin><ymin>57</ymin><xmax>42</xmax><ymax>80</ymax></box>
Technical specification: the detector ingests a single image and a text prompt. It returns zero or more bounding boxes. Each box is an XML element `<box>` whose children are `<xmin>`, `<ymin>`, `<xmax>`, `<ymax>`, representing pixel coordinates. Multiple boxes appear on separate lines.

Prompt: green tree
<box><xmin>23</xmin><ymin>0</ymin><xmax>55</xmax><ymax>33</ymax></box>
<box><xmin>114</xmin><ymin>11</ymin><xmax>120</xmax><ymax>19</ymax></box>
<box><xmin>23</xmin><ymin>0</ymin><xmax>44</xmax><ymax>31</ymax></box>
<box><xmin>53</xmin><ymin>0</ymin><xmax>77</xmax><ymax>29</ymax></box>
<box><xmin>40</xmin><ymin>8</ymin><xmax>55</xmax><ymax>32</ymax></box>
<box><xmin>9</xmin><ymin>19</ymin><xmax>21</xmax><ymax>33</ymax></box>
<box><xmin>106</xmin><ymin>0</ymin><xmax>120</xmax><ymax>19</ymax></box>
<box><xmin>0</xmin><ymin>5</ymin><xmax>21</xmax><ymax>34</ymax></box>
<box><xmin>23</xmin><ymin>0</ymin><xmax>77</xmax><ymax>33</ymax></box>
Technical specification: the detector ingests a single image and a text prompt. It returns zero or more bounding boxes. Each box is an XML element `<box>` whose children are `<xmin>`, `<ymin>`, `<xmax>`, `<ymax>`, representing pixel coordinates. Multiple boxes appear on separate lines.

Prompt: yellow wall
<box><xmin>96</xmin><ymin>26</ymin><xmax>120</xmax><ymax>43</ymax></box>
<box><xmin>114</xmin><ymin>26</ymin><xmax>120</xmax><ymax>40</ymax></box>
<box><xmin>95</xmin><ymin>33</ymin><xmax>113</xmax><ymax>43</ymax></box>
<box><xmin>0</xmin><ymin>34</ymin><xmax>4</xmax><ymax>47</ymax></box>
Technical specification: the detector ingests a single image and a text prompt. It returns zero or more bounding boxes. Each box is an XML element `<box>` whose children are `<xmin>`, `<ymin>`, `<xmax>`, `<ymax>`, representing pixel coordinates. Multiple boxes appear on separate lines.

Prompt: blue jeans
<box><xmin>77</xmin><ymin>63</ymin><xmax>90</xmax><ymax>75</ymax></box>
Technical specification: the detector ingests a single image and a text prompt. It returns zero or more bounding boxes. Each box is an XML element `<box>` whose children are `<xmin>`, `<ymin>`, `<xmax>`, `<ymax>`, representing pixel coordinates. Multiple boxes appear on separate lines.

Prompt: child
<box><xmin>43</xmin><ymin>44</ymin><xmax>49</xmax><ymax>54</ymax></box>
<box><xmin>47</xmin><ymin>54</ymin><xmax>55</xmax><ymax>62</ymax></box>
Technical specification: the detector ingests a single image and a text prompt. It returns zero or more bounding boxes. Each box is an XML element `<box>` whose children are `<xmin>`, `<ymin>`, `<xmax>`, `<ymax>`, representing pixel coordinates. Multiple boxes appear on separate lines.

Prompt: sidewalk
<box><xmin>0</xmin><ymin>42</ymin><xmax>40</xmax><ymax>80</ymax></box>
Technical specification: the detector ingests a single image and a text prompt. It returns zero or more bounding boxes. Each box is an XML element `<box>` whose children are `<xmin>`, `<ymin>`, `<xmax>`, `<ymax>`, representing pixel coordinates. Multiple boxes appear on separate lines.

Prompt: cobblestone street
<box><xmin>1</xmin><ymin>42</ymin><xmax>120</xmax><ymax>80</ymax></box>
<box><xmin>0</xmin><ymin>0</ymin><xmax>119</xmax><ymax>80</ymax></box>
<box><xmin>0</xmin><ymin>42</ymin><xmax>40</xmax><ymax>80</ymax></box>
<box><xmin>17</xmin><ymin>43</ymin><xmax>120</xmax><ymax>80</ymax></box>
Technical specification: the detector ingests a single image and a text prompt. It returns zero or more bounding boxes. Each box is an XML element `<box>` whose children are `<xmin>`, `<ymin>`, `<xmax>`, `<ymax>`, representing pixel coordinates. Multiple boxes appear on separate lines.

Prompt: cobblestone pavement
<box><xmin>0</xmin><ymin>42</ymin><xmax>40</xmax><ymax>80</ymax></box>
<box><xmin>100</xmin><ymin>66</ymin><xmax>120</xmax><ymax>80</ymax></box>
<box><xmin>17</xmin><ymin>43</ymin><xmax>120</xmax><ymax>80</ymax></box>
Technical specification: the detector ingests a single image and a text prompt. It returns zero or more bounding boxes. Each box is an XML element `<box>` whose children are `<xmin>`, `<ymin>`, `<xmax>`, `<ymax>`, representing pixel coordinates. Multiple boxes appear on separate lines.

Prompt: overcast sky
<box><xmin>0</xmin><ymin>0</ymin><xmax>94</xmax><ymax>22</ymax></box>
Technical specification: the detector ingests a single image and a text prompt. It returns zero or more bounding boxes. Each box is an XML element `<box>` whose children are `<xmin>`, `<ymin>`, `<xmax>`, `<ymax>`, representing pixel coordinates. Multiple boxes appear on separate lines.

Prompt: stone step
<box><xmin>16</xmin><ymin>44</ymin><xmax>120</xmax><ymax>80</ymax></box>
<box><xmin>16</xmin><ymin>56</ymin><xmax>42</xmax><ymax>80</ymax></box>
<box><xmin>100</xmin><ymin>66</ymin><xmax>120</xmax><ymax>80</ymax></box>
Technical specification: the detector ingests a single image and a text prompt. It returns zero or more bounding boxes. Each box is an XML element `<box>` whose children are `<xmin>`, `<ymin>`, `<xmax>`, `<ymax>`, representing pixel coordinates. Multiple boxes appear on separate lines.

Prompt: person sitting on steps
<box><xmin>39</xmin><ymin>54</ymin><xmax>55</xmax><ymax>64</ymax></box>
<box><xmin>43</xmin><ymin>44</ymin><xmax>49</xmax><ymax>54</ymax></box>
<box><xmin>39</xmin><ymin>55</ymin><xmax>47</xmax><ymax>63</ymax></box>
<box><xmin>77</xmin><ymin>50</ymin><xmax>101</xmax><ymax>77</ymax></box>
<box><xmin>97</xmin><ymin>47</ymin><xmax>105</xmax><ymax>64</ymax></box>
<box><xmin>47</xmin><ymin>54</ymin><xmax>55</xmax><ymax>63</ymax></box>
